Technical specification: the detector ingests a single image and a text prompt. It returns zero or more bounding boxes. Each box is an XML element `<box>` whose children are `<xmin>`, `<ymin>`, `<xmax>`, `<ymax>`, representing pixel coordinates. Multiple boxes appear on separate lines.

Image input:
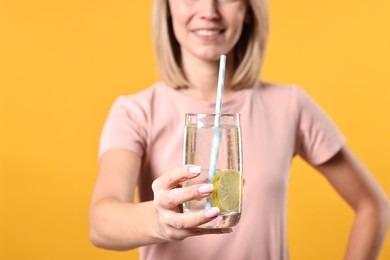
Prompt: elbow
<box><xmin>89</xmin><ymin>229</ymin><xmax>133</xmax><ymax>251</ymax></box>
<box><xmin>382</xmin><ymin>197</ymin><xmax>390</xmax><ymax>229</ymax></box>
<box><xmin>89</xmin><ymin>231</ymin><xmax>103</xmax><ymax>249</ymax></box>
<box><xmin>378</xmin><ymin>198</ymin><xmax>390</xmax><ymax>242</ymax></box>
<box><xmin>89</xmin><ymin>219</ymin><xmax>107</xmax><ymax>249</ymax></box>
<box><xmin>370</xmin><ymin>195</ymin><xmax>390</xmax><ymax>231</ymax></box>
<box><xmin>355</xmin><ymin>194</ymin><xmax>390</xmax><ymax>230</ymax></box>
<box><xmin>88</xmin><ymin>202</ymin><xmax>132</xmax><ymax>251</ymax></box>
<box><xmin>88</xmin><ymin>209</ymin><xmax>112</xmax><ymax>250</ymax></box>
<box><xmin>89</xmin><ymin>222</ymin><xmax>120</xmax><ymax>250</ymax></box>
<box><xmin>375</xmin><ymin>189</ymin><xmax>390</xmax><ymax>221</ymax></box>
<box><xmin>88</xmin><ymin>216</ymin><xmax>133</xmax><ymax>251</ymax></box>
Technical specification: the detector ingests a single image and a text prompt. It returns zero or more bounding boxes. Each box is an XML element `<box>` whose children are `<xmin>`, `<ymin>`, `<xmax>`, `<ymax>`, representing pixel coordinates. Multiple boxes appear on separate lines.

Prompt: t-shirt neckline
<box><xmin>157</xmin><ymin>81</ymin><xmax>257</xmax><ymax>109</ymax></box>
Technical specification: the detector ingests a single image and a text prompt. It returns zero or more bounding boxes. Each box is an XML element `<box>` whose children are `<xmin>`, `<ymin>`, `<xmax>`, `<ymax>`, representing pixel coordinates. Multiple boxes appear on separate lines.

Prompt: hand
<box><xmin>151</xmin><ymin>165</ymin><xmax>232</xmax><ymax>241</ymax></box>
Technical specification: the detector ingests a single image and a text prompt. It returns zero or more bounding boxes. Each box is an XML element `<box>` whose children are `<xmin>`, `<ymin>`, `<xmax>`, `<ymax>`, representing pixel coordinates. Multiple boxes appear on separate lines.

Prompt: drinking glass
<box><xmin>182</xmin><ymin>113</ymin><xmax>243</xmax><ymax>228</ymax></box>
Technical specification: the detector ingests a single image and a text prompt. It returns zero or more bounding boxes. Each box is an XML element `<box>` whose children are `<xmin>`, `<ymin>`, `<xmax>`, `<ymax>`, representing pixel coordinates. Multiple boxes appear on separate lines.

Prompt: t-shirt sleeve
<box><xmin>98</xmin><ymin>96</ymin><xmax>148</xmax><ymax>159</ymax></box>
<box><xmin>294</xmin><ymin>86</ymin><xmax>346</xmax><ymax>165</ymax></box>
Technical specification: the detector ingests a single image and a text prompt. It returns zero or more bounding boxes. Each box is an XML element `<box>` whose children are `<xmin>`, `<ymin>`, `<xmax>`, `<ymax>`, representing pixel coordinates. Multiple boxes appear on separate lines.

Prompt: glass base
<box><xmin>198</xmin><ymin>212</ymin><xmax>241</xmax><ymax>229</ymax></box>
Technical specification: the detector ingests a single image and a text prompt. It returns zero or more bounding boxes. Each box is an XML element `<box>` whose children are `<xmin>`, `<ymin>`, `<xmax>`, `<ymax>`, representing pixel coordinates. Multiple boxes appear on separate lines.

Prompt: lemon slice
<box><xmin>211</xmin><ymin>169</ymin><xmax>242</xmax><ymax>213</ymax></box>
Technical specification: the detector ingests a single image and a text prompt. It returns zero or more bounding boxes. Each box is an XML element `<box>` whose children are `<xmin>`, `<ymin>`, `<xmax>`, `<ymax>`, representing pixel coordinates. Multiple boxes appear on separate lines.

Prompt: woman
<box><xmin>89</xmin><ymin>0</ymin><xmax>390</xmax><ymax>259</ymax></box>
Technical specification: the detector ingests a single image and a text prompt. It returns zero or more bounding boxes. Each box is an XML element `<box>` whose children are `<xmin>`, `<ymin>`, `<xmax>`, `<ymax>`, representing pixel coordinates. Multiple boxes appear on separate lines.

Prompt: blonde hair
<box><xmin>152</xmin><ymin>0</ymin><xmax>269</xmax><ymax>90</ymax></box>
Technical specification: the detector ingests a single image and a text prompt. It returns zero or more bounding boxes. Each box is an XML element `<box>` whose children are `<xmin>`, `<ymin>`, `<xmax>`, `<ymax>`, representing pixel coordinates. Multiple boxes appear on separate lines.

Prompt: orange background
<box><xmin>1</xmin><ymin>0</ymin><xmax>389</xmax><ymax>259</ymax></box>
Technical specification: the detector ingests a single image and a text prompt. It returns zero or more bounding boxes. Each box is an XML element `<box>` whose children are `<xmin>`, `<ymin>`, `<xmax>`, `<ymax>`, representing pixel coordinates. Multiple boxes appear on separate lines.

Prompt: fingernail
<box><xmin>189</xmin><ymin>165</ymin><xmax>201</xmax><ymax>174</ymax></box>
<box><xmin>205</xmin><ymin>207</ymin><xmax>220</xmax><ymax>218</ymax></box>
<box><xmin>198</xmin><ymin>184</ymin><xmax>214</xmax><ymax>194</ymax></box>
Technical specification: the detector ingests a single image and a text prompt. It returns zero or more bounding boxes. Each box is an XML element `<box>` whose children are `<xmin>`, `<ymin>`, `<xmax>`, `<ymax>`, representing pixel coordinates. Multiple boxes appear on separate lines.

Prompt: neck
<box><xmin>180</xmin><ymin>53</ymin><xmax>234</xmax><ymax>102</ymax></box>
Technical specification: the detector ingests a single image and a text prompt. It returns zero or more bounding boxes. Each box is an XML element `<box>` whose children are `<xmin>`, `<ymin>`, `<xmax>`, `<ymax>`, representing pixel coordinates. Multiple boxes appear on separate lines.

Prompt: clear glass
<box><xmin>182</xmin><ymin>113</ymin><xmax>243</xmax><ymax>228</ymax></box>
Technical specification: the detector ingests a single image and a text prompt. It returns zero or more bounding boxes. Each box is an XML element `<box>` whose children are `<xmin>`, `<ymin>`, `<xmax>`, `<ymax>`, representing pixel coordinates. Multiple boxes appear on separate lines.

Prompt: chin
<box><xmin>182</xmin><ymin>45</ymin><xmax>231</xmax><ymax>62</ymax></box>
<box><xmin>195</xmin><ymin>50</ymin><xmax>225</xmax><ymax>62</ymax></box>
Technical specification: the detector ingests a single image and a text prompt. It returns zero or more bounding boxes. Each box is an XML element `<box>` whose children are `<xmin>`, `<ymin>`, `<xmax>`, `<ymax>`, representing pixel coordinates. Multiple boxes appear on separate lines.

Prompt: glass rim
<box><xmin>185</xmin><ymin>113</ymin><xmax>240</xmax><ymax>117</ymax></box>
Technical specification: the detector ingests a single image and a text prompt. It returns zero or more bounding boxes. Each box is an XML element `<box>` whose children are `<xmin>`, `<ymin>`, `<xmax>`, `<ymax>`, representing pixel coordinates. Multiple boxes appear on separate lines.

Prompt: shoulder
<box><xmin>250</xmin><ymin>81</ymin><xmax>322</xmax><ymax>124</ymax></box>
<box><xmin>115</xmin><ymin>82</ymin><xmax>164</xmax><ymax>106</ymax></box>
<box><xmin>258</xmin><ymin>81</ymin><xmax>316</xmax><ymax>105</ymax></box>
<box><xmin>110</xmin><ymin>82</ymin><xmax>168</xmax><ymax>115</ymax></box>
<box><xmin>101</xmin><ymin>83</ymin><xmax>165</xmax><ymax>132</ymax></box>
<box><xmin>252</xmin><ymin>81</ymin><xmax>306</xmax><ymax>108</ymax></box>
<box><xmin>256</xmin><ymin>81</ymin><xmax>304</xmax><ymax>96</ymax></box>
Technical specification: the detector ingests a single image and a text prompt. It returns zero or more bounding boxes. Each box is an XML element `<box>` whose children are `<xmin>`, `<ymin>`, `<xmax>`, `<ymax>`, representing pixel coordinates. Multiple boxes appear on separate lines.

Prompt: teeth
<box><xmin>194</xmin><ymin>29</ymin><xmax>221</xmax><ymax>36</ymax></box>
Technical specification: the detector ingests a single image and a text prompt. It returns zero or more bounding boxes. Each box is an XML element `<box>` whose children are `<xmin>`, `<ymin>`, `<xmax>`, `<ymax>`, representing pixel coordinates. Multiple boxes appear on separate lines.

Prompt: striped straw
<box><xmin>214</xmin><ymin>55</ymin><xmax>226</xmax><ymax>127</ymax></box>
<box><xmin>207</xmin><ymin>55</ymin><xmax>226</xmax><ymax>207</ymax></box>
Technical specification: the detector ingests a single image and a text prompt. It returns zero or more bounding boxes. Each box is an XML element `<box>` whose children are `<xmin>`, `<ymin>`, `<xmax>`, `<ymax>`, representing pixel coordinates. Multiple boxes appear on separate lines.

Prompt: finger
<box><xmin>152</xmin><ymin>165</ymin><xmax>201</xmax><ymax>191</ymax></box>
<box><xmin>187</xmin><ymin>227</ymin><xmax>233</xmax><ymax>236</ymax></box>
<box><xmin>164</xmin><ymin>224</ymin><xmax>233</xmax><ymax>241</ymax></box>
<box><xmin>171</xmin><ymin>226</ymin><xmax>233</xmax><ymax>240</ymax></box>
<box><xmin>158</xmin><ymin>183</ymin><xmax>214</xmax><ymax>209</ymax></box>
<box><xmin>164</xmin><ymin>206</ymin><xmax>221</xmax><ymax>230</ymax></box>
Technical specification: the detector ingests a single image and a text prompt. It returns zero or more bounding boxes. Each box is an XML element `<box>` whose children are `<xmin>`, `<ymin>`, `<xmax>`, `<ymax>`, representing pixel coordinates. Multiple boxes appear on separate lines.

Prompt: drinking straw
<box><xmin>207</xmin><ymin>55</ymin><xmax>226</xmax><ymax>207</ymax></box>
<box><xmin>214</xmin><ymin>55</ymin><xmax>226</xmax><ymax>128</ymax></box>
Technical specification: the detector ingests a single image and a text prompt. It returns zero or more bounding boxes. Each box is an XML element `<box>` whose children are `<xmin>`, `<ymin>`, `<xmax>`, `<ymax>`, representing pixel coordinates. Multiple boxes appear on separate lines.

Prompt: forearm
<box><xmin>344</xmin><ymin>204</ymin><xmax>390</xmax><ymax>260</ymax></box>
<box><xmin>89</xmin><ymin>198</ymin><xmax>162</xmax><ymax>250</ymax></box>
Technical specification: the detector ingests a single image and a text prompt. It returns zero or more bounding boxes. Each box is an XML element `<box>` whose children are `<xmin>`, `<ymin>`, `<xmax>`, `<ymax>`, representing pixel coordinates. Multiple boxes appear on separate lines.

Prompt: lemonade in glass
<box><xmin>182</xmin><ymin>113</ymin><xmax>243</xmax><ymax>228</ymax></box>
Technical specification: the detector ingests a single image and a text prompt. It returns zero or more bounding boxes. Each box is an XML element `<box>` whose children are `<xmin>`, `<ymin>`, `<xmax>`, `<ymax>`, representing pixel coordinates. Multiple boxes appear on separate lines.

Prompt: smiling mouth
<box><xmin>192</xmin><ymin>29</ymin><xmax>224</xmax><ymax>36</ymax></box>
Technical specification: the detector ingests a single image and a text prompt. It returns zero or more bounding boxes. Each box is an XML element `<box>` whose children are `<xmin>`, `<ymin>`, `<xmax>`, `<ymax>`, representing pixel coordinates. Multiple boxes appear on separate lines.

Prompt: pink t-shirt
<box><xmin>99</xmin><ymin>82</ymin><xmax>345</xmax><ymax>260</ymax></box>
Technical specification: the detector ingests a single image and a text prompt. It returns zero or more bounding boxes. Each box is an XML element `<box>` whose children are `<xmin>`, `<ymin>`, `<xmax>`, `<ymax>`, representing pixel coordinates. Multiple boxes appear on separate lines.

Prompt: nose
<box><xmin>199</xmin><ymin>0</ymin><xmax>220</xmax><ymax>20</ymax></box>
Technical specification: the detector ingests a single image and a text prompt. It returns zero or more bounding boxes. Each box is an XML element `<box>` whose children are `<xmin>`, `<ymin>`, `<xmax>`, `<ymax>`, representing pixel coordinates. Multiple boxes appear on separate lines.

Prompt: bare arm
<box><xmin>89</xmin><ymin>149</ymin><xmax>230</xmax><ymax>251</ymax></box>
<box><xmin>315</xmin><ymin>146</ymin><xmax>390</xmax><ymax>260</ymax></box>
